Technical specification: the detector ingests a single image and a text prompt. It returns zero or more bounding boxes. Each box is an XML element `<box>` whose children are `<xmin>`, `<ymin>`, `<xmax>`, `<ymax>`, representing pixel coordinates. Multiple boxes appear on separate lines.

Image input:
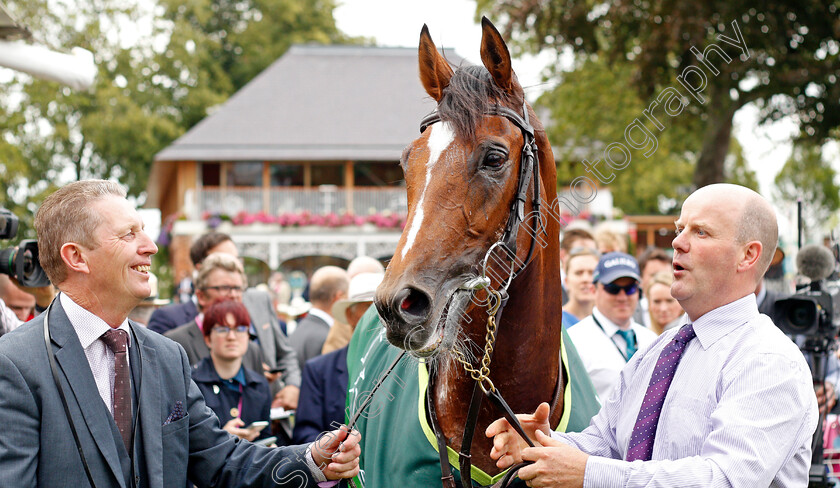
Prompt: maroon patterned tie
<box><xmin>101</xmin><ymin>328</ymin><xmax>131</xmax><ymax>452</ymax></box>
<box><xmin>626</xmin><ymin>323</ymin><xmax>696</xmax><ymax>461</ymax></box>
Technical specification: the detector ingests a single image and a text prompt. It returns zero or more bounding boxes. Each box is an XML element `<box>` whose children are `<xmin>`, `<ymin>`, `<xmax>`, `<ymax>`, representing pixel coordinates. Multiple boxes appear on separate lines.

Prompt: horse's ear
<box><xmin>419</xmin><ymin>24</ymin><xmax>454</xmax><ymax>102</ymax></box>
<box><xmin>479</xmin><ymin>17</ymin><xmax>521</xmax><ymax>95</ymax></box>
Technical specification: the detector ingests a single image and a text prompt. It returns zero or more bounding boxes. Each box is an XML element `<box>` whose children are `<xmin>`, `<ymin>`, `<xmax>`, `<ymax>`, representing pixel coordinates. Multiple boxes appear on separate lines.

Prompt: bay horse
<box><xmin>345</xmin><ymin>17</ymin><xmax>599</xmax><ymax>488</ymax></box>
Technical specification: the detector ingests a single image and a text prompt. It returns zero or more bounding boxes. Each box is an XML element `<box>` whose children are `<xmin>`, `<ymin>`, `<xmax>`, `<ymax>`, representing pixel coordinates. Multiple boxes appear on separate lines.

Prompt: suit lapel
<box><xmin>133</xmin><ymin>326</ymin><xmax>164</xmax><ymax>488</ymax></box>
<box><xmin>49</xmin><ymin>302</ymin><xmax>126</xmax><ymax>487</ymax></box>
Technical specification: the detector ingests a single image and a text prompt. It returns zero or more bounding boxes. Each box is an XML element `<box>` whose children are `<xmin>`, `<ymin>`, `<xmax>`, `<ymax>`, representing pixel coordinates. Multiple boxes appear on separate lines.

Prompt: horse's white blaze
<box><xmin>401</xmin><ymin>122</ymin><xmax>454</xmax><ymax>259</ymax></box>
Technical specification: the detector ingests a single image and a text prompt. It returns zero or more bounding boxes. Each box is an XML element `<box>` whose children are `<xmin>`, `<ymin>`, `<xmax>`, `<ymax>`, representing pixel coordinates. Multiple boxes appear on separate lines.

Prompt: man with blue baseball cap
<box><xmin>566</xmin><ymin>252</ymin><xmax>659</xmax><ymax>401</ymax></box>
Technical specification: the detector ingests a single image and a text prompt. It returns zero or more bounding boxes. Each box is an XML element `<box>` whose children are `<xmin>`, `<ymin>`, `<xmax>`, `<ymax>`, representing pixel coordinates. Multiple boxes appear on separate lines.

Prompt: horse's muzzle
<box><xmin>375</xmin><ymin>285</ymin><xmax>434</xmax><ymax>348</ymax></box>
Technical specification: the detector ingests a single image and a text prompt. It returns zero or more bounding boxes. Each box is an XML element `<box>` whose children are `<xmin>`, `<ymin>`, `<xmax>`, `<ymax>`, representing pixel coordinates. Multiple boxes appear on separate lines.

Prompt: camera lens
<box><xmin>786</xmin><ymin>302</ymin><xmax>817</xmax><ymax>332</ymax></box>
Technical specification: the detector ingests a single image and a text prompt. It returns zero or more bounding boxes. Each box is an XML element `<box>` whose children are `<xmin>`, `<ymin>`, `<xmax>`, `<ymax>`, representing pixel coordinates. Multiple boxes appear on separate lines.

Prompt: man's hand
<box><xmin>816</xmin><ymin>381</ymin><xmax>837</xmax><ymax>416</ymax></box>
<box><xmin>272</xmin><ymin>385</ymin><xmax>300</xmax><ymax>409</ymax></box>
<box><xmin>486</xmin><ymin>402</ymin><xmax>552</xmax><ymax>469</ymax></box>
<box><xmin>310</xmin><ymin>425</ymin><xmax>361</xmax><ymax>480</ymax></box>
<box><xmin>11</xmin><ymin>278</ymin><xmax>55</xmax><ymax>309</ymax></box>
<box><xmin>221</xmin><ymin>418</ymin><xmax>261</xmax><ymax>442</ymax></box>
<box><xmin>517</xmin><ymin>430</ymin><xmax>588</xmax><ymax>488</ymax></box>
<box><xmin>263</xmin><ymin>363</ymin><xmax>283</xmax><ymax>384</ymax></box>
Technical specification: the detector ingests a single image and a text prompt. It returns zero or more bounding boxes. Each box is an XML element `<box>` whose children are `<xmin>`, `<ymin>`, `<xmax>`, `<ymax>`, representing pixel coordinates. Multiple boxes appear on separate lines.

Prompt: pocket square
<box><xmin>163</xmin><ymin>400</ymin><xmax>185</xmax><ymax>425</ymax></box>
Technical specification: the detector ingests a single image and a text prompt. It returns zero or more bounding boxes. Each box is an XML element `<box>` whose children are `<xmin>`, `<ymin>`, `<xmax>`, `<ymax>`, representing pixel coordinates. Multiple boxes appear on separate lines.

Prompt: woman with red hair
<box><xmin>191</xmin><ymin>299</ymin><xmax>272</xmax><ymax>441</ymax></box>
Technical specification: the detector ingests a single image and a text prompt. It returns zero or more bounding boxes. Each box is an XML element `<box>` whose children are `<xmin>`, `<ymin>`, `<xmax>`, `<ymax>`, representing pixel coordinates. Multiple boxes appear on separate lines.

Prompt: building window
<box><xmin>202</xmin><ymin>162</ymin><xmax>221</xmax><ymax>186</ymax></box>
<box><xmin>311</xmin><ymin>163</ymin><xmax>343</xmax><ymax>186</ymax></box>
<box><xmin>270</xmin><ymin>164</ymin><xmax>304</xmax><ymax>186</ymax></box>
<box><xmin>226</xmin><ymin>161</ymin><xmax>263</xmax><ymax>187</ymax></box>
<box><xmin>354</xmin><ymin>161</ymin><xmax>405</xmax><ymax>187</ymax></box>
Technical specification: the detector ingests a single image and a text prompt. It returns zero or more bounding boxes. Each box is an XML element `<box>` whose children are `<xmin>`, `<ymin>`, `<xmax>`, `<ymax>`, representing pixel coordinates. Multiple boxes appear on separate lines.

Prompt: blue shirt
<box><xmin>553</xmin><ymin>294</ymin><xmax>818</xmax><ymax>487</ymax></box>
<box><xmin>562</xmin><ymin>310</ymin><xmax>580</xmax><ymax>328</ymax></box>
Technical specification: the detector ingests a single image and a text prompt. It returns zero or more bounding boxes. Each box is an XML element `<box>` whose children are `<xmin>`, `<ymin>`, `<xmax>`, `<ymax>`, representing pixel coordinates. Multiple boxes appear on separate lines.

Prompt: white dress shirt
<box><xmin>60</xmin><ymin>293</ymin><xmax>131</xmax><ymax>415</ymax></box>
<box><xmin>553</xmin><ymin>294</ymin><xmax>818</xmax><ymax>488</ymax></box>
<box><xmin>568</xmin><ymin>307</ymin><xmax>659</xmax><ymax>401</ymax></box>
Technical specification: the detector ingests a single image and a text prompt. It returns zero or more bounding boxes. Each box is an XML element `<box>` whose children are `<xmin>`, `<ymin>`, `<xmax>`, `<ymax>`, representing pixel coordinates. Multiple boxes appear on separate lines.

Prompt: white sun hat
<box><xmin>331</xmin><ymin>272</ymin><xmax>384</xmax><ymax>321</ymax></box>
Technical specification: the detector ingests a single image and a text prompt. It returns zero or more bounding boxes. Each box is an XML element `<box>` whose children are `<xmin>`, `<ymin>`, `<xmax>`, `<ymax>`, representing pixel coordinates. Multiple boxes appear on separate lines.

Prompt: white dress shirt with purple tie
<box><xmin>552</xmin><ymin>294</ymin><xmax>818</xmax><ymax>488</ymax></box>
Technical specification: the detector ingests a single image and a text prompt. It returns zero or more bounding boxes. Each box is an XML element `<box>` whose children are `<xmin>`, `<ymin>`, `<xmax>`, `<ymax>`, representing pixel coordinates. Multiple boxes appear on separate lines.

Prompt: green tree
<box><xmin>774</xmin><ymin>144</ymin><xmax>840</xmax><ymax>234</ymax></box>
<box><xmin>480</xmin><ymin>0</ymin><xmax>840</xmax><ymax>188</ymax></box>
<box><xmin>1</xmin><ymin>0</ymin><xmax>353</xmax><ymax>213</ymax></box>
<box><xmin>542</xmin><ymin>56</ymin><xmax>755</xmax><ymax>215</ymax></box>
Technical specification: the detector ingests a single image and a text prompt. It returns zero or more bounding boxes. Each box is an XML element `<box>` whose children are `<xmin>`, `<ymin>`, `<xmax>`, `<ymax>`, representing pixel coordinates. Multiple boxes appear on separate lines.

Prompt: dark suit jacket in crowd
<box><xmin>292</xmin><ymin>346</ymin><xmax>349</xmax><ymax>444</ymax></box>
<box><xmin>289</xmin><ymin>312</ymin><xmax>330</xmax><ymax>373</ymax></box>
<box><xmin>0</xmin><ymin>299</ymin><xmax>318</xmax><ymax>487</ymax></box>
<box><xmin>146</xmin><ymin>300</ymin><xmax>197</xmax><ymax>335</ymax></box>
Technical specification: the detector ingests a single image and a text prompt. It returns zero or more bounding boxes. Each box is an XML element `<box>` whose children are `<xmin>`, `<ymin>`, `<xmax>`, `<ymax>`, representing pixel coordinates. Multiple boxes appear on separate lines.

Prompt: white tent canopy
<box><xmin>0</xmin><ymin>2</ymin><xmax>96</xmax><ymax>91</ymax></box>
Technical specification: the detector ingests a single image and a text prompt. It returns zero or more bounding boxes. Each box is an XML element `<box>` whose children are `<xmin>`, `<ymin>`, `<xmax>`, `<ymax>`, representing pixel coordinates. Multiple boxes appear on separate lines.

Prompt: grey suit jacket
<box><xmin>289</xmin><ymin>313</ymin><xmax>330</xmax><ymax>373</ymax></box>
<box><xmin>0</xmin><ymin>300</ymin><xmax>319</xmax><ymax>488</ymax></box>
<box><xmin>243</xmin><ymin>289</ymin><xmax>301</xmax><ymax>387</ymax></box>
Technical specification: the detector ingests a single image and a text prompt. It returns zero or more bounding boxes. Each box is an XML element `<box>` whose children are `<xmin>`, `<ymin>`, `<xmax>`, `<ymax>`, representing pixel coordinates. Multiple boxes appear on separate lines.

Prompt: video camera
<box><xmin>0</xmin><ymin>208</ymin><xmax>50</xmax><ymax>287</ymax></box>
<box><xmin>773</xmin><ymin>244</ymin><xmax>840</xmax><ymax>354</ymax></box>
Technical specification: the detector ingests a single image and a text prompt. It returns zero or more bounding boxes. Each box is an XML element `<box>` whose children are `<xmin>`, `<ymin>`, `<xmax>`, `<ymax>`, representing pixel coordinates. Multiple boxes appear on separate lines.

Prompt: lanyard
<box><xmin>237</xmin><ymin>383</ymin><xmax>243</xmax><ymax>419</ymax></box>
<box><xmin>591</xmin><ymin>315</ymin><xmax>630</xmax><ymax>362</ymax></box>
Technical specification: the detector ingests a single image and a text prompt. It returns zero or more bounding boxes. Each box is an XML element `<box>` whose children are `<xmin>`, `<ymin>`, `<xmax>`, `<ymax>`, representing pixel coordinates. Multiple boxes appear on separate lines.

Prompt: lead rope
<box><xmin>338</xmin><ymin>350</ymin><xmax>407</xmax><ymax>488</ymax></box>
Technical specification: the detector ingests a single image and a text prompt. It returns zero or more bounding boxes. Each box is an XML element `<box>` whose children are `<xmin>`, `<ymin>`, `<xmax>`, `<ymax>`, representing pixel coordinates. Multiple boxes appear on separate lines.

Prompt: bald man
<box><xmin>487</xmin><ymin>184</ymin><xmax>817</xmax><ymax>487</ymax></box>
<box><xmin>321</xmin><ymin>256</ymin><xmax>385</xmax><ymax>354</ymax></box>
<box><xmin>289</xmin><ymin>266</ymin><xmax>349</xmax><ymax>371</ymax></box>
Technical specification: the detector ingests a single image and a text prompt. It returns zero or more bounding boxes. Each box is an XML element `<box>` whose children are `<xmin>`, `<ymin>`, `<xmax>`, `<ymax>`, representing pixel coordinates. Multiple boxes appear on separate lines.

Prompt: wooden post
<box><xmin>263</xmin><ymin>161</ymin><xmax>271</xmax><ymax>213</ymax></box>
<box><xmin>345</xmin><ymin>160</ymin><xmax>354</xmax><ymax>214</ymax></box>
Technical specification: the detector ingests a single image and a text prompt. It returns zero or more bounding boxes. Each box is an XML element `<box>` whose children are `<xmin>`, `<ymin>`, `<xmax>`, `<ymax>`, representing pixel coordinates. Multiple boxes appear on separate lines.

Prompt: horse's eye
<box><xmin>483</xmin><ymin>151</ymin><xmax>507</xmax><ymax>170</ymax></box>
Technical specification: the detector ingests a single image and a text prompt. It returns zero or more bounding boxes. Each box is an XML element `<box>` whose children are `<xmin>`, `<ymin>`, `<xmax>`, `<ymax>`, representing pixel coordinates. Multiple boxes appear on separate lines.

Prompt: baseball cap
<box><xmin>593</xmin><ymin>252</ymin><xmax>641</xmax><ymax>284</ymax></box>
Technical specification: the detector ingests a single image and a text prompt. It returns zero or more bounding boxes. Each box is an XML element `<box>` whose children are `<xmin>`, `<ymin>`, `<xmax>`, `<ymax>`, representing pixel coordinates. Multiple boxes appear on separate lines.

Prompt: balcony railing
<box><xmin>197</xmin><ymin>186</ymin><xmax>408</xmax><ymax>217</ymax></box>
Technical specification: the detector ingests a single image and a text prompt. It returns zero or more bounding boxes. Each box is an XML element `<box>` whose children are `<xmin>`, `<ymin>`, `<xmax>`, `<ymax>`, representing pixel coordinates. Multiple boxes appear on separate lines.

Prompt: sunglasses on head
<box><xmin>602</xmin><ymin>282</ymin><xmax>639</xmax><ymax>295</ymax></box>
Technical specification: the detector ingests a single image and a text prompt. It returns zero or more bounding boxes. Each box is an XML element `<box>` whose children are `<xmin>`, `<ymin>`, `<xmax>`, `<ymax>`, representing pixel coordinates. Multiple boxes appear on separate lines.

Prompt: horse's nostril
<box><xmin>395</xmin><ymin>287</ymin><xmax>431</xmax><ymax>322</ymax></box>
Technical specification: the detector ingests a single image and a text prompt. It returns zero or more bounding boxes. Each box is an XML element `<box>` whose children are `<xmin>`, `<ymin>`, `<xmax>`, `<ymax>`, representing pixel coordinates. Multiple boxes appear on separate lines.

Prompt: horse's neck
<box><xmin>433</xmin><ymin>250</ymin><xmax>563</xmax><ymax>474</ymax></box>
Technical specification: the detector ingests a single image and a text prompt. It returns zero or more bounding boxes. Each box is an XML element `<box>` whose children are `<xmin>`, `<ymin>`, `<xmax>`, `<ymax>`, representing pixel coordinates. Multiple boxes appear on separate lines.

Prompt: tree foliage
<box><xmin>540</xmin><ymin>56</ymin><xmax>754</xmax><ymax>215</ymax></box>
<box><xmin>774</xmin><ymin>144</ymin><xmax>840</xmax><ymax>234</ymax></box>
<box><xmin>480</xmin><ymin>0</ymin><xmax>840</xmax><ymax>188</ymax></box>
<box><xmin>0</xmin><ymin>0</ymin><xmax>350</xmax><ymax>229</ymax></box>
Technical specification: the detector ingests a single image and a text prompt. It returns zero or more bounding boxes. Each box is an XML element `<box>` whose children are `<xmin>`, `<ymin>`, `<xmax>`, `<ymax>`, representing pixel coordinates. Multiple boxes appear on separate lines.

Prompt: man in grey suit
<box><xmin>290</xmin><ymin>266</ymin><xmax>349</xmax><ymax>372</ymax></box>
<box><xmin>0</xmin><ymin>180</ymin><xmax>360</xmax><ymax>487</ymax></box>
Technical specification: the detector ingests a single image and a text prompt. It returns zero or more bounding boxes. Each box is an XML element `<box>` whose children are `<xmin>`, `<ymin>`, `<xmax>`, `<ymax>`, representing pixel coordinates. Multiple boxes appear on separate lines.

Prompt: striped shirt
<box><xmin>553</xmin><ymin>294</ymin><xmax>818</xmax><ymax>488</ymax></box>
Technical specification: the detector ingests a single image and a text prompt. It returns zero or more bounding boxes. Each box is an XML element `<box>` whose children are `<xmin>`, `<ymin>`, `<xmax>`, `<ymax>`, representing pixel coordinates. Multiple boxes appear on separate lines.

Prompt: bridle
<box><xmin>418</xmin><ymin>101</ymin><xmax>554</xmax><ymax>488</ymax></box>
<box><xmin>340</xmin><ymin>101</ymin><xmax>553</xmax><ymax>488</ymax></box>
<box><xmin>419</xmin><ymin>101</ymin><xmax>544</xmax><ymax>274</ymax></box>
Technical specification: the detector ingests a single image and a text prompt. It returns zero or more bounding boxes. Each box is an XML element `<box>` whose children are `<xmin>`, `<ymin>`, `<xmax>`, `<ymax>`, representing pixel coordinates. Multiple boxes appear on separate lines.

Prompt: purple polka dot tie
<box><xmin>101</xmin><ymin>328</ymin><xmax>131</xmax><ymax>452</ymax></box>
<box><xmin>626</xmin><ymin>323</ymin><xmax>696</xmax><ymax>462</ymax></box>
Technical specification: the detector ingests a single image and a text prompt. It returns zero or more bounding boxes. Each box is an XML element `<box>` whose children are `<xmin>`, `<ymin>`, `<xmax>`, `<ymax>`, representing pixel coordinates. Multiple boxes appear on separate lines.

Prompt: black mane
<box><xmin>437</xmin><ymin>65</ymin><xmax>523</xmax><ymax>141</ymax></box>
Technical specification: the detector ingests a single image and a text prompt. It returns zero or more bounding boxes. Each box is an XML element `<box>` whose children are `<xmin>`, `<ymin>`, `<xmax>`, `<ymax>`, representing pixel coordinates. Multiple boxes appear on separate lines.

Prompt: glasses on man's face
<box><xmin>211</xmin><ymin>325</ymin><xmax>250</xmax><ymax>335</ymax></box>
<box><xmin>602</xmin><ymin>282</ymin><xmax>639</xmax><ymax>296</ymax></box>
<box><xmin>202</xmin><ymin>285</ymin><xmax>245</xmax><ymax>295</ymax></box>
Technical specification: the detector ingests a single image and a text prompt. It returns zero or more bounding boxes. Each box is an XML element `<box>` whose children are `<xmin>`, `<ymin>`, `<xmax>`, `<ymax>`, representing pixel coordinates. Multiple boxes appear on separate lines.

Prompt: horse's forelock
<box><xmin>437</xmin><ymin>65</ymin><xmax>523</xmax><ymax>141</ymax></box>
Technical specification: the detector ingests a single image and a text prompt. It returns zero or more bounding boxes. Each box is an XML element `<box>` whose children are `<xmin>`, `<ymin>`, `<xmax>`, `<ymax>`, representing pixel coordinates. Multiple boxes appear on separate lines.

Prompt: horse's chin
<box><xmin>396</xmin><ymin>288</ymin><xmax>472</xmax><ymax>359</ymax></box>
